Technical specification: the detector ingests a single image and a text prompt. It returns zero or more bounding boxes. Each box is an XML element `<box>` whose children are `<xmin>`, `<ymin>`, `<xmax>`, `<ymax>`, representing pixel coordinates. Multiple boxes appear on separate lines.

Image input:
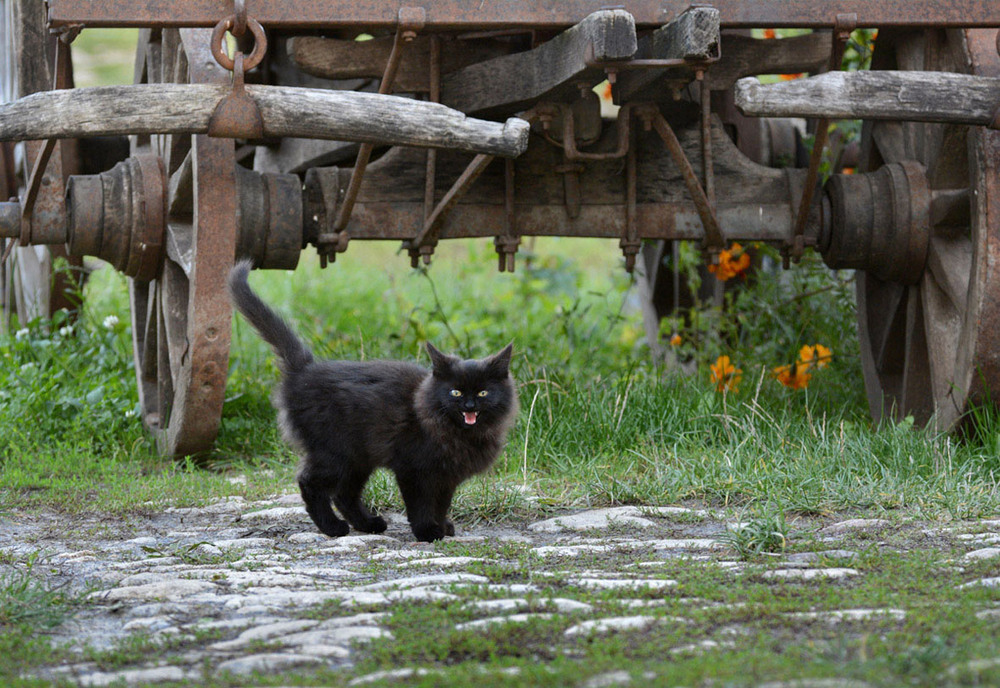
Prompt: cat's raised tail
<box><xmin>228</xmin><ymin>259</ymin><xmax>314</xmax><ymax>374</ymax></box>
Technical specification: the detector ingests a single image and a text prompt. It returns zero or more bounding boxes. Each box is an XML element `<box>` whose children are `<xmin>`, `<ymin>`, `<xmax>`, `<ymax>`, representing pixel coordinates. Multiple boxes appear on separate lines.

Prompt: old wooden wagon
<box><xmin>2</xmin><ymin>1</ymin><xmax>1000</xmax><ymax>455</ymax></box>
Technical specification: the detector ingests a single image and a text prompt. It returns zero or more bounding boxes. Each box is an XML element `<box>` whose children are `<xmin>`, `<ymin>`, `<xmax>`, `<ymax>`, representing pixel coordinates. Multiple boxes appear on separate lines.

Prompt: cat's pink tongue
<box><xmin>463</xmin><ymin>412</ymin><xmax>478</xmax><ymax>425</ymax></box>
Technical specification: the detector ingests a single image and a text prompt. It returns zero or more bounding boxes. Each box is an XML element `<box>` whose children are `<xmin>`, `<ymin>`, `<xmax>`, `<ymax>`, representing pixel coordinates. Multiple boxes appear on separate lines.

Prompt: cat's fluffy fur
<box><xmin>228</xmin><ymin>260</ymin><xmax>518</xmax><ymax>542</ymax></box>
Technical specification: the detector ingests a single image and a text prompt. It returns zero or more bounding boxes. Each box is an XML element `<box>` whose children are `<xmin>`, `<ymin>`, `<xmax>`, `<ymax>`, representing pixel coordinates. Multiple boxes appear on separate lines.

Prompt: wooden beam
<box><xmin>288</xmin><ymin>35</ymin><xmax>516</xmax><ymax>92</ymax></box>
<box><xmin>440</xmin><ymin>9</ymin><xmax>637</xmax><ymax>116</ymax></box>
<box><xmin>0</xmin><ymin>84</ymin><xmax>530</xmax><ymax>157</ymax></box>
<box><xmin>615</xmin><ymin>7</ymin><xmax>720</xmax><ymax>102</ymax></box>
<box><xmin>735</xmin><ymin>71</ymin><xmax>1000</xmax><ymax>125</ymax></box>
<box><xmin>705</xmin><ymin>31</ymin><xmax>831</xmax><ymax>89</ymax></box>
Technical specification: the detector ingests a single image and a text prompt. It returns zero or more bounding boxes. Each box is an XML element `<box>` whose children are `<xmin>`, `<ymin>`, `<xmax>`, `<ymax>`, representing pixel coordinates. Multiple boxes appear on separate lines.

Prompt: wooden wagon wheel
<box><xmin>855</xmin><ymin>28</ymin><xmax>1000</xmax><ymax>430</ymax></box>
<box><xmin>128</xmin><ymin>28</ymin><xmax>238</xmax><ymax>456</ymax></box>
<box><xmin>0</xmin><ymin>0</ymin><xmax>82</xmax><ymax>333</ymax></box>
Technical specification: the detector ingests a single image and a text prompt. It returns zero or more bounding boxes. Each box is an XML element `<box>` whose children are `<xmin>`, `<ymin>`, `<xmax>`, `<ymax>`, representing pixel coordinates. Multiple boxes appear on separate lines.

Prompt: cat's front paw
<box><xmin>411</xmin><ymin>522</ymin><xmax>446</xmax><ymax>542</ymax></box>
<box><xmin>444</xmin><ymin>520</ymin><xmax>455</xmax><ymax>537</ymax></box>
<box><xmin>357</xmin><ymin>515</ymin><xmax>387</xmax><ymax>534</ymax></box>
<box><xmin>317</xmin><ymin>520</ymin><xmax>350</xmax><ymax>537</ymax></box>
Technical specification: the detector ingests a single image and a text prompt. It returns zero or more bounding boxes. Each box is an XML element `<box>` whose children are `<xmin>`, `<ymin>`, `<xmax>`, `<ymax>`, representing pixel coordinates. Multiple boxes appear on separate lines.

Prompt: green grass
<box><xmin>3</xmin><ymin>240</ymin><xmax>1000</xmax><ymax>520</ymax></box>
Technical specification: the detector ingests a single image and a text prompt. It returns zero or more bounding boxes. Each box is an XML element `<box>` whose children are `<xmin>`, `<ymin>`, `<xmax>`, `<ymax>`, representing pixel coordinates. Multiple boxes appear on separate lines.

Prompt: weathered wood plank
<box><xmin>615</xmin><ymin>7</ymin><xmax>720</xmax><ymax>102</ymax></box>
<box><xmin>288</xmin><ymin>35</ymin><xmax>516</xmax><ymax>92</ymax></box>
<box><xmin>705</xmin><ymin>31</ymin><xmax>831</xmax><ymax>89</ymax></box>
<box><xmin>440</xmin><ymin>9</ymin><xmax>637</xmax><ymax>116</ymax></box>
<box><xmin>0</xmin><ymin>84</ymin><xmax>530</xmax><ymax>157</ymax></box>
<box><xmin>735</xmin><ymin>71</ymin><xmax>1000</xmax><ymax>125</ymax></box>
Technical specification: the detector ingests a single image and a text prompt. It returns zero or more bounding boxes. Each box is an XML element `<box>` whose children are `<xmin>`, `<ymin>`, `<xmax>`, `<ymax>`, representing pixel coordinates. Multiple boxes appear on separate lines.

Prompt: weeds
<box><xmin>0</xmin><ymin>560</ymin><xmax>75</xmax><ymax>631</ymax></box>
<box><xmin>722</xmin><ymin>509</ymin><xmax>790</xmax><ymax>560</ymax></box>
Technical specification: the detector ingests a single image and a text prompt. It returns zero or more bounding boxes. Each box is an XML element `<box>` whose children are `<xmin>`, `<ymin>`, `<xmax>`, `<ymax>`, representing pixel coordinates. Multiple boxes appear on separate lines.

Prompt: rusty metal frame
<box><xmin>46</xmin><ymin>1</ymin><xmax>1000</xmax><ymax>30</ymax></box>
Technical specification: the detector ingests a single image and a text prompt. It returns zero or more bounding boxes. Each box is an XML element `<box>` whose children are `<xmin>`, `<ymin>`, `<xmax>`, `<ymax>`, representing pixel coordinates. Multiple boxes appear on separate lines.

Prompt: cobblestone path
<box><xmin>4</xmin><ymin>495</ymin><xmax>1000</xmax><ymax>686</ymax></box>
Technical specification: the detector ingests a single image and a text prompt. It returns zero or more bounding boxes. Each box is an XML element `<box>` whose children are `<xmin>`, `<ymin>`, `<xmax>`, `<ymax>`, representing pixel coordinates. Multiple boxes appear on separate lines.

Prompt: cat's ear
<box><xmin>426</xmin><ymin>342</ymin><xmax>456</xmax><ymax>376</ymax></box>
<box><xmin>486</xmin><ymin>343</ymin><xmax>514</xmax><ymax>377</ymax></box>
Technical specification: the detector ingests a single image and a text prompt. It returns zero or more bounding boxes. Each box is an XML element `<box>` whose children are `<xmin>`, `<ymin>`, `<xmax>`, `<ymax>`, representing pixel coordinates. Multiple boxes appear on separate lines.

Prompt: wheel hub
<box><xmin>65</xmin><ymin>154</ymin><xmax>166</xmax><ymax>282</ymax></box>
<box><xmin>820</xmin><ymin>161</ymin><xmax>931</xmax><ymax>284</ymax></box>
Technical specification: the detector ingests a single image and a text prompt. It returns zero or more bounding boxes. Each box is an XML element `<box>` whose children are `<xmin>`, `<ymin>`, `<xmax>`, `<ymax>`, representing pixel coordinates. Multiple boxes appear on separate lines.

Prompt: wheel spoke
<box><xmin>925</xmin><ymin>236</ymin><xmax>971</xmax><ymax>312</ymax></box>
<box><xmin>864</xmin><ymin>279</ymin><xmax>908</xmax><ymax>374</ymax></box>
<box><xmin>900</xmin><ymin>288</ymin><xmax>934</xmax><ymax>424</ymax></box>
<box><xmin>926</xmin><ymin>125</ymin><xmax>969</xmax><ymax>190</ymax></box>
<box><xmin>871</xmin><ymin>122</ymin><xmax>908</xmax><ymax>163</ymax></box>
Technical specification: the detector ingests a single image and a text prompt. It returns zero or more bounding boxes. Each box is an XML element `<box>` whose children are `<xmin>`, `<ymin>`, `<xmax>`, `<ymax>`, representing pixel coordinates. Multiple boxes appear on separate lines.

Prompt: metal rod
<box><xmin>333</xmin><ymin>11</ymin><xmax>422</xmax><ymax>235</ymax></box>
<box><xmin>789</xmin><ymin>14</ymin><xmax>856</xmax><ymax>263</ymax></box>
<box><xmin>416</xmin><ymin>34</ymin><xmax>441</xmax><ymax>264</ymax></box>
<box><xmin>409</xmin><ymin>153</ymin><xmax>495</xmax><ymax>253</ymax></box>
<box><xmin>622</xmin><ymin>118</ymin><xmax>639</xmax><ymax>272</ymax></box>
<box><xmin>423</xmin><ymin>34</ymin><xmax>441</xmax><ymax>223</ymax></box>
<box><xmin>19</xmin><ymin>137</ymin><xmax>57</xmax><ymax>244</ymax></box>
<box><xmin>498</xmin><ymin>156</ymin><xmax>519</xmax><ymax>272</ymax></box>
<box><xmin>699</xmin><ymin>72</ymin><xmax>715</xmax><ymax>210</ymax></box>
<box><xmin>641</xmin><ymin>106</ymin><xmax>725</xmax><ymax>251</ymax></box>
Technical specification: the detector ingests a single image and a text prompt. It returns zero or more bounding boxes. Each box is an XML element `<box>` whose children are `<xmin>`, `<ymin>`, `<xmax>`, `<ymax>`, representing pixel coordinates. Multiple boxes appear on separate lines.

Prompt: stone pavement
<box><xmin>3</xmin><ymin>495</ymin><xmax>1000</xmax><ymax>686</ymax></box>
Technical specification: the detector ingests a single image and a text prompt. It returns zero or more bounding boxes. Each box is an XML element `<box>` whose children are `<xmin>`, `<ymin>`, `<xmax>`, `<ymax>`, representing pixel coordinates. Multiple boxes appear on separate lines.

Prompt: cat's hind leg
<box><xmin>332</xmin><ymin>467</ymin><xmax>387</xmax><ymax>534</ymax></box>
<box><xmin>298</xmin><ymin>462</ymin><xmax>350</xmax><ymax>537</ymax></box>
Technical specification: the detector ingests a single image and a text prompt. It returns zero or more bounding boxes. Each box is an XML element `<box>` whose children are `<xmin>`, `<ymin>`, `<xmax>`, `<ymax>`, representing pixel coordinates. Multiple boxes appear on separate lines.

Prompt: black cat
<box><xmin>228</xmin><ymin>260</ymin><xmax>518</xmax><ymax>542</ymax></box>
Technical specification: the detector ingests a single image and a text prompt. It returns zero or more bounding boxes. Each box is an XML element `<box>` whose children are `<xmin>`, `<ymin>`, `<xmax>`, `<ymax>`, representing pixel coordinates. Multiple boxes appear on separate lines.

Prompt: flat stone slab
<box><xmin>76</xmin><ymin>666</ymin><xmax>189</xmax><ymax>686</ymax></box>
<box><xmin>528</xmin><ymin>506</ymin><xmax>709</xmax><ymax>534</ymax></box>
<box><xmin>964</xmin><ymin>547</ymin><xmax>1000</xmax><ymax>561</ymax></box>
<box><xmin>237</xmin><ymin>506</ymin><xmax>310</xmax><ymax>524</ymax></box>
<box><xmin>818</xmin><ymin>519</ymin><xmax>890</xmax><ymax>535</ymax></box>
<box><xmin>785</xmin><ymin>608</ymin><xmax>906</xmax><ymax>623</ymax></box>
<box><xmin>359</xmin><ymin>573</ymin><xmax>489</xmax><ymax>591</ymax></box>
<box><xmin>569</xmin><ymin>577</ymin><xmax>678</xmax><ymax>591</ymax></box>
<box><xmin>564</xmin><ymin>615</ymin><xmax>664</xmax><ymax>636</ymax></box>
<box><xmin>455</xmin><ymin>613</ymin><xmax>555</xmax><ymax>631</ymax></box>
<box><xmin>89</xmin><ymin>579</ymin><xmax>217</xmax><ymax>603</ymax></box>
<box><xmin>761</xmin><ymin>568</ymin><xmax>859</xmax><ymax>581</ymax></box>
<box><xmin>216</xmin><ymin>653</ymin><xmax>325</xmax><ymax>676</ymax></box>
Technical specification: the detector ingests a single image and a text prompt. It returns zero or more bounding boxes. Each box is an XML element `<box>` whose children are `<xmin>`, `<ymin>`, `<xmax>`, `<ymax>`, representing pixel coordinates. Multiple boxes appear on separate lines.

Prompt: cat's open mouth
<box><xmin>463</xmin><ymin>411</ymin><xmax>479</xmax><ymax>426</ymax></box>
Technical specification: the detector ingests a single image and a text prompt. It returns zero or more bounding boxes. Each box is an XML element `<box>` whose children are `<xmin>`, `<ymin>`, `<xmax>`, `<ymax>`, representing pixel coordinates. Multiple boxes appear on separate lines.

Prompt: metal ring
<box><xmin>210</xmin><ymin>15</ymin><xmax>267</xmax><ymax>72</ymax></box>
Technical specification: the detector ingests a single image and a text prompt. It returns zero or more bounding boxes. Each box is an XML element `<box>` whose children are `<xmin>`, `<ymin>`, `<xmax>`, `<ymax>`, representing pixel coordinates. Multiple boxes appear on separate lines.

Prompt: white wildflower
<box><xmin>59</xmin><ymin>325</ymin><xmax>74</xmax><ymax>337</ymax></box>
<box><xmin>125</xmin><ymin>409</ymin><xmax>138</xmax><ymax>419</ymax></box>
<box><xmin>15</xmin><ymin>328</ymin><xmax>29</xmax><ymax>340</ymax></box>
<box><xmin>103</xmin><ymin>315</ymin><xmax>119</xmax><ymax>330</ymax></box>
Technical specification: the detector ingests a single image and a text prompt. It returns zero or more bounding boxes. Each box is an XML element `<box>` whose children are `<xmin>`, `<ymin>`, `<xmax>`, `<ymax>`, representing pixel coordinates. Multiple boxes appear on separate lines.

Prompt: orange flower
<box><xmin>813</xmin><ymin>343</ymin><xmax>832</xmax><ymax>368</ymax></box>
<box><xmin>710</xmin><ymin>355</ymin><xmax>742</xmax><ymax>393</ymax></box>
<box><xmin>774</xmin><ymin>362</ymin><xmax>812</xmax><ymax>390</ymax></box>
<box><xmin>669</xmin><ymin>333</ymin><xmax>682</xmax><ymax>347</ymax></box>
<box><xmin>799</xmin><ymin>344</ymin><xmax>833</xmax><ymax>369</ymax></box>
<box><xmin>708</xmin><ymin>243</ymin><xmax>752</xmax><ymax>282</ymax></box>
<box><xmin>775</xmin><ymin>344</ymin><xmax>832</xmax><ymax>389</ymax></box>
<box><xmin>762</xmin><ymin>29</ymin><xmax>776</xmax><ymax>39</ymax></box>
<box><xmin>602</xmin><ymin>81</ymin><xmax>614</xmax><ymax>101</ymax></box>
<box><xmin>779</xmin><ymin>73</ymin><xmax>804</xmax><ymax>81</ymax></box>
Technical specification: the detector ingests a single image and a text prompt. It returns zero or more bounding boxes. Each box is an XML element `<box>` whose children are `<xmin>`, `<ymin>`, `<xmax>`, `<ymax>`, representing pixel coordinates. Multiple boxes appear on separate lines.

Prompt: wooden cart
<box><xmin>2</xmin><ymin>0</ymin><xmax>1000</xmax><ymax>455</ymax></box>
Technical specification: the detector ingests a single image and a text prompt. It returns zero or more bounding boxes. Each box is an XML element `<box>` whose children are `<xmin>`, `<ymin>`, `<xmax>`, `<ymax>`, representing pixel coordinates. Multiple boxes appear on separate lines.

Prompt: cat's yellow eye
<box><xmin>450</xmin><ymin>389</ymin><xmax>462</xmax><ymax>397</ymax></box>
<box><xmin>477</xmin><ymin>390</ymin><xmax>489</xmax><ymax>397</ymax></box>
